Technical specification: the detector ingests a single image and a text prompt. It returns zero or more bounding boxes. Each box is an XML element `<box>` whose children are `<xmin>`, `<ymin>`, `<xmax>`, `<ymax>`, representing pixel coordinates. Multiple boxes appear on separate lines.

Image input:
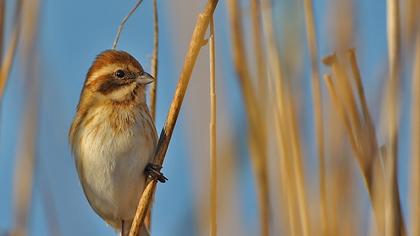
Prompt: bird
<box><xmin>69</xmin><ymin>50</ymin><xmax>165</xmax><ymax>236</ymax></box>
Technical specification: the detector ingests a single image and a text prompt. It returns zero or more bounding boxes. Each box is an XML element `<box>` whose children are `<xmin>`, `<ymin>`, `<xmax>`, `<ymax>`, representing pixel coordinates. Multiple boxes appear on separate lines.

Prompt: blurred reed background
<box><xmin>0</xmin><ymin>0</ymin><xmax>419</xmax><ymax>235</ymax></box>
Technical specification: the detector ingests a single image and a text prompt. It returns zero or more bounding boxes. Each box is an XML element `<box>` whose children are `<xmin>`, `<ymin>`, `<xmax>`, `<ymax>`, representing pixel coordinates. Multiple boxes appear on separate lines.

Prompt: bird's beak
<box><xmin>137</xmin><ymin>72</ymin><xmax>155</xmax><ymax>85</ymax></box>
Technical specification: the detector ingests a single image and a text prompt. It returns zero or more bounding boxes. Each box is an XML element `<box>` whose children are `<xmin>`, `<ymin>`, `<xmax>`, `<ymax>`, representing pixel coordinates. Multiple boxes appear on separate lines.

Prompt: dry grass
<box><xmin>1</xmin><ymin>0</ymin><xmax>419</xmax><ymax>236</ymax></box>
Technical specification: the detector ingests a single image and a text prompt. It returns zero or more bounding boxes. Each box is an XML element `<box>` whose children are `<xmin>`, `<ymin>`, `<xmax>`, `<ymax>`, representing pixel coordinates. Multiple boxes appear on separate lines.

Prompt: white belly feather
<box><xmin>74</xmin><ymin>106</ymin><xmax>156</xmax><ymax>227</ymax></box>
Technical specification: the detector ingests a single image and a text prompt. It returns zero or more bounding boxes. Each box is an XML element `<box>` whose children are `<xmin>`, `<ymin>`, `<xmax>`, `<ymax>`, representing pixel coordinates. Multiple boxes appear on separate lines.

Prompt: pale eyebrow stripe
<box><xmin>127</xmin><ymin>64</ymin><xmax>141</xmax><ymax>73</ymax></box>
<box><xmin>89</xmin><ymin>64</ymin><xmax>122</xmax><ymax>80</ymax></box>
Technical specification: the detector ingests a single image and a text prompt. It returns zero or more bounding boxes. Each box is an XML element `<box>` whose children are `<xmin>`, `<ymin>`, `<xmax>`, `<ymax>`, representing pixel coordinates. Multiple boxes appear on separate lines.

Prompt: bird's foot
<box><xmin>145</xmin><ymin>163</ymin><xmax>168</xmax><ymax>183</ymax></box>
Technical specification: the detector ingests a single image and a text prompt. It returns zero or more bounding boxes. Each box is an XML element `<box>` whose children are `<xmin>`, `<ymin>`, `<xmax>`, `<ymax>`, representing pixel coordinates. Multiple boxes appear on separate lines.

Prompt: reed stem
<box><xmin>128</xmin><ymin>1</ymin><xmax>220</xmax><ymax>235</ymax></box>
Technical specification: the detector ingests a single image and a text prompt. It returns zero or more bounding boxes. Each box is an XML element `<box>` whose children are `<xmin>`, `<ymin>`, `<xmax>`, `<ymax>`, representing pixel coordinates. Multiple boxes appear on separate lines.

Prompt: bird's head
<box><xmin>82</xmin><ymin>50</ymin><xmax>154</xmax><ymax>103</ymax></box>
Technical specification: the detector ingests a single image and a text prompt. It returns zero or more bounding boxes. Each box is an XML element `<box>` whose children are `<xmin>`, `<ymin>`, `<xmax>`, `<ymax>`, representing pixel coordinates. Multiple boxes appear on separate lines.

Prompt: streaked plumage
<box><xmin>69</xmin><ymin>50</ymin><xmax>157</xmax><ymax>236</ymax></box>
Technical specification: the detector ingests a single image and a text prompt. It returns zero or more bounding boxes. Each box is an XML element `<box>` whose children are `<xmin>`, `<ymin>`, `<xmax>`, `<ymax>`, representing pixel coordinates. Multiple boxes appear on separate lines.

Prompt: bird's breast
<box><xmin>73</xmin><ymin>104</ymin><xmax>157</xmax><ymax>224</ymax></box>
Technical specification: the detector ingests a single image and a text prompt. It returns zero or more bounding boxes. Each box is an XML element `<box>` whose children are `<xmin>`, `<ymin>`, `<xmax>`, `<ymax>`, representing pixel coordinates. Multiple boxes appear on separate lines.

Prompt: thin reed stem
<box><xmin>0</xmin><ymin>0</ymin><xmax>23</xmax><ymax>102</ymax></box>
<box><xmin>209</xmin><ymin>17</ymin><xmax>217</xmax><ymax>236</ymax></box>
<box><xmin>112</xmin><ymin>0</ymin><xmax>144</xmax><ymax>49</ymax></box>
<box><xmin>0</xmin><ymin>0</ymin><xmax>5</xmax><ymax>64</ymax></box>
<box><xmin>150</xmin><ymin>0</ymin><xmax>158</xmax><ymax>121</ymax></box>
<box><xmin>386</xmin><ymin>0</ymin><xmax>404</xmax><ymax>235</ymax></box>
<box><xmin>410</xmin><ymin>31</ymin><xmax>420</xmax><ymax>236</ymax></box>
<box><xmin>12</xmin><ymin>1</ymin><xmax>42</xmax><ymax>235</ymax></box>
<box><xmin>404</xmin><ymin>0</ymin><xmax>418</xmax><ymax>44</ymax></box>
<box><xmin>144</xmin><ymin>0</ymin><xmax>159</xmax><ymax>228</ymax></box>
<box><xmin>302</xmin><ymin>0</ymin><xmax>327</xmax><ymax>234</ymax></box>
<box><xmin>128</xmin><ymin>1</ymin><xmax>220</xmax><ymax>235</ymax></box>
<box><xmin>323</xmin><ymin>50</ymin><xmax>406</xmax><ymax>235</ymax></box>
<box><xmin>347</xmin><ymin>49</ymin><xmax>370</xmax><ymax>123</ymax></box>
<box><xmin>250</xmin><ymin>0</ymin><xmax>266</xmax><ymax>98</ymax></box>
<box><xmin>260</xmin><ymin>0</ymin><xmax>311</xmax><ymax>234</ymax></box>
<box><xmin>287</xmin><ymin>100</ymin><xmax>311</xmax><ymax>236</ymax></box>
<box><xmin>323</xmin><ymin>73</ymin><xmax>361</xmax><ymax>160</ymax></box>
<box><xmin>226</xmin><ymin>0</ymin><xmax>270</xmax><ymax>235</ymax></box>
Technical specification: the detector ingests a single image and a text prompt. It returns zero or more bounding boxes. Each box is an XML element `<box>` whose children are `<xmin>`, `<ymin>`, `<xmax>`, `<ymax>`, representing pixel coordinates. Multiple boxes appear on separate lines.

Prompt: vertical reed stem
<box><xmin>128</xmin><ymin>1</ymin><xmax>219</xmax><ymax>235</ymax></box>
<box><xmin>386</xmin><ymin>0</ymin><xmax>403</xmax><ymax>235</ymax></box>
<box><xmin>209</xmin><ymin>17</ymin><xmax>217</xmax><ymax>236</ymax></box>
<box><xmin>0</xmin><ymin>0</ymin><xmax>5</xmax><ymax>64</ymax></box>
<box><xmin>145</xmin><ymin>0</ymin><xmax>159</xmax><ymax>229</ymax></box>
<box><xmin>150</xmin><ymin>0</ymin><xmax>159</xmax><ymax>121</ymax></box>
<box><xmin>0</xmin><ymin>0</ymin><xmax>23</xmax><ymax>101</ymax></box>
<box><xmin>250</xmin><ymin>0</ymin><xmax>266</xmax><ymax>98</ymax></box>
<box><xmin>303</xmin><ymin>0</ymin><xmax>327</xmax><ymax>234</ymax></box>
<box><xmin>226</xmin><ymin>0</ymin><xmax>270</xmax><ymax>235</ymax></box>
<box><xmin>410</xmin><ymin>32</ymin><xmax>420</xmax><ymax>236</ymax></box>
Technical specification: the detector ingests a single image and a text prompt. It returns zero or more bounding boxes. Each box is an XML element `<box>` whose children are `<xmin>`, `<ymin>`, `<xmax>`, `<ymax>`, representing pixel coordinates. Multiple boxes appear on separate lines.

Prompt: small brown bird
<box><xmin>69</xmin><ymin>50</ymin><xmax>164</xmax><ymax>236</ymax></box>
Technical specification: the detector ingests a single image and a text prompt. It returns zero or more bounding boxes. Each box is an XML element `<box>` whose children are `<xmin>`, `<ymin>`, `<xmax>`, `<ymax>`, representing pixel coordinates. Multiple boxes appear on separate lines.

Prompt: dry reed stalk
<box><xmin>12</xmin><ymin>87</ymin><xmax>38</xmax><ymax>236</ymax></box>
<box><xmin>273</xmin><ymin>116</ymin><xmax>297</xmax><ymax>235</ymax></box>
<box><xmin>265</xmin><ymin>79</ymin><xmax>294</xmax><ymax>235</ymax></box>
<box><xmin>326</xmin><ymin>55</ymin><xmax>362</xmax><ymax>135</ymax></box>
<box><xmin>302</xmin><ymin>0</ymin><xmax>327</xmax><ymax>234</ymax></box>
<box><xmin>149</xmin><ymin>0</ymin><xmax>158</xmax><ymax>121</ymax></box>
<box><xmin>329</xmin><ymin>0</ymin><xmax>354</xmax><ymax>50</ymax></box>
<box><xmin>259</xmin><ymin>2</ymin><xmax>297</xmax><ymax>235</ymax></box>
<box><xmin>0</xmin><ymin>0</ymin><xmax>23</xmax><ymax>102</ymax></box>
<box><xmin>128</xmin><ymin>1</ymin><xmax>220</xmax><ymax>235</ymax></box>
<box><xmin>226</xmin><ymin>1</ymin><xmax>270</xmax><ymax>235</ymax></box>
<box><xmin>259</xmin><ymin>0</ymin><xmax>311</xmax><ymax>234</ymax></box>
<box><xmin>273</xmin><ymin>88</ymin><xmax>309</xmax><ymax>236</ymax></box>
<box><xmin>410</xmin><ymin>32</ymin><xmax>420</xmax><ymax>236</ymax></box>
<box><xmin>333</xmin><ymin>164</ymin><xmax>359</xmax><ymax>236</ymax></box>
<box><xmin>287</xmin><ymin>99</ymin><xmax>311</xmax><ymax>236</ymax></box>
<box><xmin>250</xmin><ymin>0</ymin><xmax>266</xmax><ymax>98</ymax></box>
<box><xmin>324</xmin><ymin>56</ymin><xmax>381</xmax><ymax>218</ymax></box>
<box><xmin>189</xmin><ymin>125</ymin><xmax>244</xmax><ymax>235</ymax></box>
<box><xmin>209</xmin><ymin>16</ymin><xmax>217</xmax><ymax>236</ymax></box>
<box><xmin>247</xmin><ymin>7</ymin><xmax>272</xmax><ymax>232</ymax></box>
<box><xmin>348</xmin><ymin>49</ymin><xmax>372</xmax><ymax>129</ymax></box>
<box><xmin>271</xmin><ymin>90</ymin><xmax>301</xmax><ymax>236</ymax></box>
<box><xmin>323</xmin><ymin>74</ymin><xmax>356</xmax><ymax>151</ymax></box>
<box><xmin>112</xmin><ymin>0</ymin><xmax>144</xmax><ymax>49</ymax></box>
<box><xmin>260</xmin><ymin>1</ymin><xmax>311</xmax><ymax>234</ymax></box>
<box><xmin>323</xmin><ymin>72</ymin><xmax>369</xmax><ymax>235</ymax></box>
<box><xmin>323</xmin><ymin>54</ymin><xmax>375</xmax><ymax>168</ymax></box>
<box><xmin>12</xmin><ymin>0</ymin><xmax>40</xmax><ymax>234</ymax></box>
<box><xmin>403</xmin><ymin>0</ymin><xmax>418</xmax><ymax>45</ymax></box>
<box><xmin>385</xmin><ymin>0</ymin><xmax>403</xmax><ymax>235</ymax></box>
<box><xmin>324</xmin><ymin>67</ymin><xmax>383</xmax><ymax>224</ymax></box>
<box><xmin>144</xmin><ymin>0</ymin><xmax>159</xmax><ymax>229</ymax></box>
<box><xmin>273</xmin><ymin>45</ymin><xmax>306</xmax><ymax>236</ymax></box>
<box><xmin>323</xmin><ymin>50</ymin><xmax>406</xmax><ymax>235</ymax></box>
<box><xmin>324</xmin><ymin>105</ymin><xmax>350</xmax><ymax>236</ymax></box>
<box><xmin>0</xmin><ymin>0</ymin><xmax>5</xmax><ymax>65</ymax></box>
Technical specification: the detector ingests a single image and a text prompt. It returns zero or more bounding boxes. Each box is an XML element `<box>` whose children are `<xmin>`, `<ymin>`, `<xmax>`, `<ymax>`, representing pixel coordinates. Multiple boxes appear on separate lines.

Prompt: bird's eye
<box><xmin>115</xmin><ymin>70</ymin><xmax>125</xmax><ymax>78</ymax></box>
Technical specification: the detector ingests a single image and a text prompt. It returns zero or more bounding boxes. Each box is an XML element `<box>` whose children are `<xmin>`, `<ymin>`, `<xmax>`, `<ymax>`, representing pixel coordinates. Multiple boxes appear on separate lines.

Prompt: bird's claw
<box><xmin>145</xmin><ymin>163</ymin><xmax>168</xmax><ymax>183</ymax></box>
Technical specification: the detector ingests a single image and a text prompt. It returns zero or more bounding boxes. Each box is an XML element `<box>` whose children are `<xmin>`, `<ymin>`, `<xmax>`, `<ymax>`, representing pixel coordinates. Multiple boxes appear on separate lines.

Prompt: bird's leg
<box><xmin>145</xmin><ymin>163</ymin><xmax>168</xmax><ymax>183</ymax></box>
<box><xmin>121</xmin><ymin>220</ymin><xmax>124</xmax><ymax>236</ymax></box>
